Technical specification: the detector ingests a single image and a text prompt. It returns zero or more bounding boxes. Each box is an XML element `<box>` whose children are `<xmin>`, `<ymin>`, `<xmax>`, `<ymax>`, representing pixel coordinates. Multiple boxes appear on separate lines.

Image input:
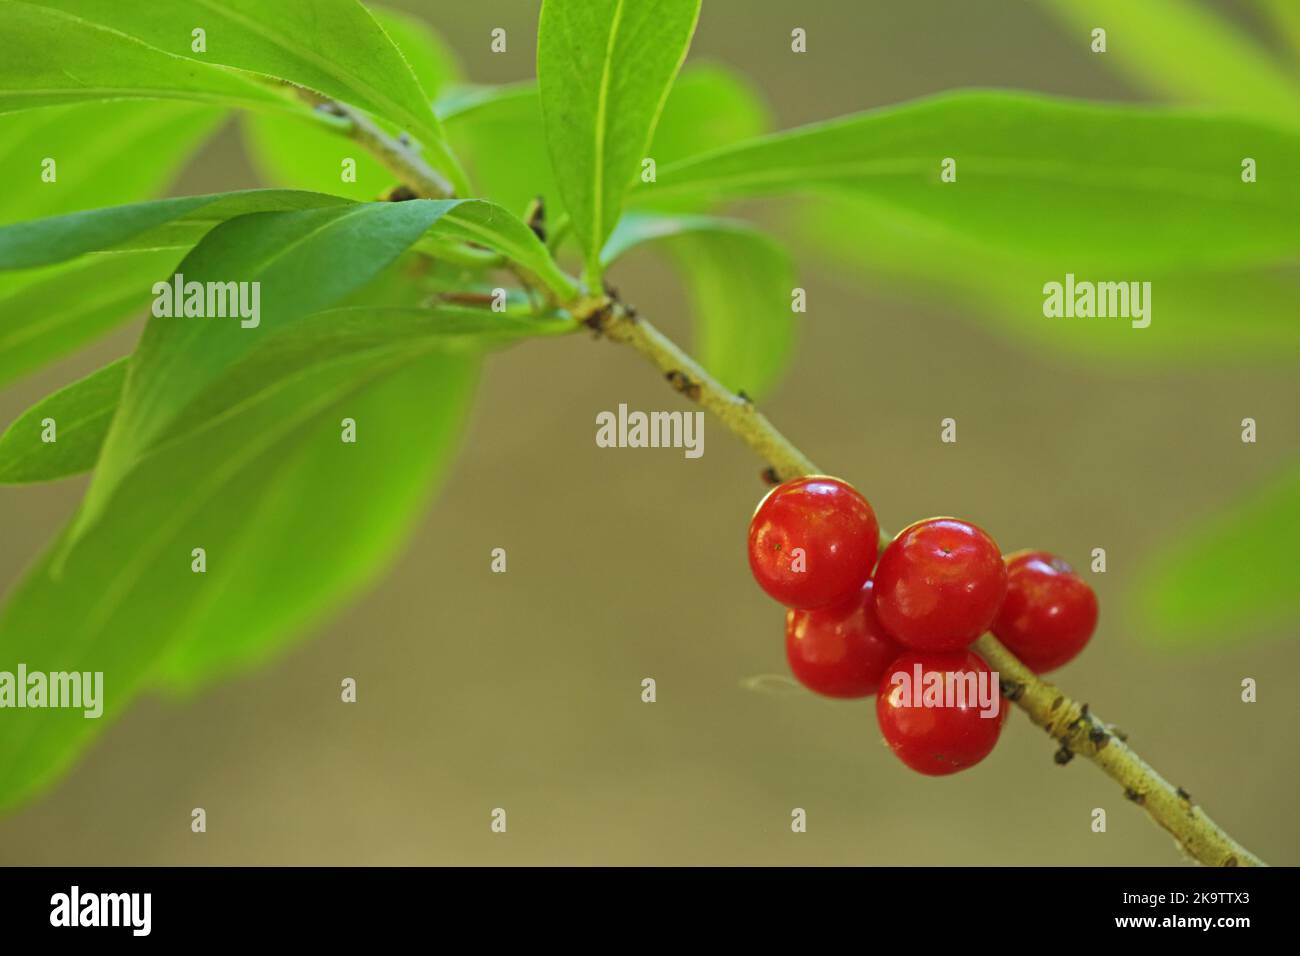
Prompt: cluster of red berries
<box><xmin>747</xmin><ymin>476</ymin><xmax>1098</xmax><ymax>775</ymax></box>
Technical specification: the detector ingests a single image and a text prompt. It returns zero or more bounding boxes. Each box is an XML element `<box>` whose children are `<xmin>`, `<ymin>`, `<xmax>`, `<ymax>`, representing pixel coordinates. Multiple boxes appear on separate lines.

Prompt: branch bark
<box><xmin>357</xmin><ymin>112</ymin><xmax>1267</xmax><ymax>868</ymax></box>
<box><xmin>583</xmin><ymin>298</ymin><xmax>1266</xmax><ymax>868</ymax></box>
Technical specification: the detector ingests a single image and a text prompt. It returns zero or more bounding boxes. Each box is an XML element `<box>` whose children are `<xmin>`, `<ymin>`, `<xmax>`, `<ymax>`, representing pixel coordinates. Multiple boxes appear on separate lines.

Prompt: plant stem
<box><xmin>581</xmin><ymin>297</ymin><xmax>1266</xmax><ymax>868</ymax></box>
<box><xmin>358</xmin><ymin>111</ymin><xmax>1265</xmax><ymax>868</ymax></box>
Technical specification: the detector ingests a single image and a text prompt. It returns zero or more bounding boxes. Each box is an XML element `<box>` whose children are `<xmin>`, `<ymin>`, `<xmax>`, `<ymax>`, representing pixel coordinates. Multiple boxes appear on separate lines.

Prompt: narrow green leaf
<box><xmin>26</xmin><ymin>0</ymin><xmax>469</xmax><ymax>192</ymax></box>
<box><xmin>435</xmin><ymin>202</ymin><xmax>579</xmax><ymax>302</ymax></box>
<box><xmin>0</xmin><ymin>101</ymin><xmax>225</xmax><ymax>225</ymax></box>
<box><xmin>642</xmin><ymin>63</ymin><xmax>770</xmax><ymax>171</ymax></box>
<box><xmin>0</xmin><ymin>189</ymin><xmax>352</xmax><ymax>271</ymax></box>
<box><xmin>1039</xmin><ymin>0</ymin><xmax>1300</xmax><ymax>125</ymax></box>
<box><xmin>370</xmin><ymin>5</ymin><xmax>462</xmax><ymax>99</ymax></box>
<box><xmin>80</xmin><ymin>200</ymin><xmax>463</xmax><ymax>537</ymax></box>
<box><xmin>603</xmin><ymin>213</ymin><xmax>795</xmax><ymax>397</ymax></box>
<box><xmin>799</xmin><ymin>193</ymin><xmax>1300</xmax><ymax>363</ymax></box>
<box><xmin>644</xmin><ymin>91</ymin><xmax>1300</xmax><ymax>269</ymax></box>
<box><xmin>0</xmin><ymin>360</ymin><xmax>125</xmax><ymax>484</ymax></box>
<box><xmin>241</xmin><ymin>7</ymin><xmax>462</xmax><ymax>201</ymax></box>
<box><xmin>0</xmin><ymin>250</ymin><xmax>181</xmax><ymax>387</ymax></box>
<box><xmin>537</xmin><ymin>0</ymin><xmax>702</xmax><ymax>283</ymax></box>
<box><xmin>1137</xmin><ymin>458</ymin><xmax>1300</xmax><ymax>646</ymax></box>
<box><xmin>0</xmin><ymin>300</ymin><xmax>567</xmax><ymax>486</ymax></box>
<box><xmin>0</xmin><ymin>1</ymin><xmax>286</xmax><ymax>114</ymax></box>
<box><xmin>442</xmin><ymin>64</ymin><xmax>764</xmax><ymax>228</ymax></box>
<box><xmin>0</xmin><ymin>343</ymin><xmax>478</xmax><ymax>811</ymax></box>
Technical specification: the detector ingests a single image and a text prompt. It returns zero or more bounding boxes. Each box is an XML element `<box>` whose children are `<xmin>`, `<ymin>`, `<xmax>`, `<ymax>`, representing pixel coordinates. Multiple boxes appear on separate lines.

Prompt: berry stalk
<box><xmin>360</xmin><ymin>116</ymin><xmax>1264</xmax><ymax>868</ymax></box>
<box><xmin>587</xmin><ymin>297</ymin><xmax>1266</xmax><ymax>868</ymax></box>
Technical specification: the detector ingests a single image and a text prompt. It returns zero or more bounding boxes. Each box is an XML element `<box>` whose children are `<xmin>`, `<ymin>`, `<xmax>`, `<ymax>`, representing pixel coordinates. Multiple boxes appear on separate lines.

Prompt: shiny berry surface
<box><xmin>992</xmin><ymin>550</ymin><xmax>1098</xmax><ymax>673</ymax></box>
<box><xmin>873</xmin><ymin>517</ymin><xmax>1008</xmax><ymax>651</ymax></box>
<box><xmin>876</xmin><ymin>650</ymin><xmax>1004</xmax><ymax>775</ymax></box>
<box><xmin>786</xmin><ymin>580</ymin><xmax>901</xmax><ymax>698</ymax></box>
<box><xmin>747</xmin><ymin>476</ymin><xmax>879</xmax><ymax>610</ymax></box>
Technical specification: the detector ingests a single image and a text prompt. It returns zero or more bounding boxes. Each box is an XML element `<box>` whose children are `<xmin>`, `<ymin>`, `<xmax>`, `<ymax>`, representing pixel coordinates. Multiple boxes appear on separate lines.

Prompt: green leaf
<box><xmin>0</xmin><ymin>343</ymin><xmax>479</xmax><ymax>811</ymax></box>
<box><xmin>24</xmin><ymin>0</ymin><xmax>469</xmax><ymax>191</ymax></box>
<box><xmin>603</xmin><ymin>213</ymin><xmax>794</xmax><ymax>397</ymax></box>
<box><xmin>644</xmin><ymin>91</ymin><xmax>1300</xmax><ymax>269</ymax></box>
<box><xmin>537</xmin><ymin>0</ymin><xmax>702</xmax><ymax>284</ymax></box>
<box><xmin>79</xmin><ymin>200</ymin><xmax>464</xmax><ymax>537</ymax></box>
<box><xmin>1137</xmin><ymin>458</ymin><xmax>1300</xmax><ymax>646</ymax></box>
<box><xmin>0</xmin><ymin>189</ymin><xmax>352</xmax><ymax>271</ymax></box>
<box><xmin>640</xmin><ymin>63</ymin><xmax>770</xmax><ymax>172</ymax></box>
<box><xmin>0</xmin><ymin>250</ymin><xmax>182</xmax><ymax>387</ymax></box>
<box><xmin>435</xmin><ymin>202</ymin><xmax>579</xmax><ymax>302</ymax></box>
<box><xmin>370</xmin><ymin>5</ymin><xmax>461</xmax><ymax>99</ymax></box>
<box><xmin>0</xmin><ymin>360</ymin><xmax>125</xmax><ymax>484</ymax></box>
<box><xmin>241</xmin><ymin>7</ymin><xmax>462</xmax><ymax>201</ymax></box>
<box><xmin>0</xmin><ymin>100</ymin><xmax>225</xmax><ymax>225</ymax></box>
<box><xmin>442</xmin><ymin>64</ymin><xmax>765</xmax><ymax>227</ymax></box>
<box><xmin>0</xmin><ymin>301</ymin><xmax>573</xmax><ymax>486</ymax></box>
<box><xmin>799</xmin><ymin>193</ymin><xmax>1300</xmax><ymax>363</ymax></box>
<box><xmin>1039</xmin><ymin>0</ymin><xmax>1300</xmax><ymax>126</ymax></box>
<box><xmin>0</xmin><ymin>1</ymin><xmax>286</xmax><ymax>114</ymax></box>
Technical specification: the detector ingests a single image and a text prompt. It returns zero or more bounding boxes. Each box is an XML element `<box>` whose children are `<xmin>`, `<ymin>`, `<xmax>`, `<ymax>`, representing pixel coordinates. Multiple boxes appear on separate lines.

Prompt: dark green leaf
<box><xmin>0</xmin><ymin>251</ymin><xmax>182</xmax><ymax>386</ymax></box>
<box><xmin>0</xmin><ymin>189</ymin><xmax>352</xmax><ymax>271</ymax></box>
<box><xmin>0</xmin><ymin>360</ymin><xmax>124</xmax><ymax>483</ymax></box>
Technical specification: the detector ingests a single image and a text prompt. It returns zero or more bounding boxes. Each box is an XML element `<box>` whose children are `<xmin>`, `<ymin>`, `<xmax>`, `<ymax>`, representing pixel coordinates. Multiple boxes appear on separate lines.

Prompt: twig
<box><xmin>356</xmin><ymin>108</ymin><xmax>1266</xmax><ymax>868</ymax></box>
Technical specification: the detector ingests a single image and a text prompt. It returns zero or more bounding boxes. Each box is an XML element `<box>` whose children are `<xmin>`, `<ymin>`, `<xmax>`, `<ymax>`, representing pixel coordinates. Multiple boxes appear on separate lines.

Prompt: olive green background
<box><xmin>1</xmin><ymin>0</ymin><xmax>1297</xmax><ymax>865</ymax></box>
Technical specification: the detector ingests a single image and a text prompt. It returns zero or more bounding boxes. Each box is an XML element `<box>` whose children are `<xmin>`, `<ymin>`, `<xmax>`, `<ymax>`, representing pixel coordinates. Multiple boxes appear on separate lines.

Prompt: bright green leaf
<box><xmin>645</xmin><ymin>91</ymin><xmax>1300</xmax><ymax>270</ymax></box>
<box><xmin>537</xmin><ymin>0</ymin><xmax>702</xmax><ymax>284</ymax></box>
<box><xmin>799</xmin><ymin>193</ymin><xmax>1300</xmax><ymax>363</ymax></box>
<box><xmin>0</xmin><ymin>343</ymin><xmax>478</xmax><ymax>811</ymax></box>
<box><xmin>1039</xmin><ymin>0</ymin><xmax>1300</xmax><ymax>125</ymax></box>
<box><xmin>370</xmin><ymin>5</ymin><xmax>461</xmax><ymax>99</ymax></box>
<box><xmin>0</xmin><ymin>1</ymin><xmax>285</xmax><ymax>114</ymax></box>
<box><xmin>603</xmin><ymin>212</ymin><xmax>795</xmax><ymax>397</ymax></box>
<box><xmin>25</xmin><ymin>0</ymin><xmax>469</xmax><ymax>191</ymax></box>
<box><xmin>0</xmin><ymin>101</ymin><xmax>225</xmax><ymax>225</ymax></box>
<box><xmin>241</xmin><ymin>7</ymin><xmax>462</xmax><ymax>201</ymax></box>
<box><xmin>1137</xmin><ymin>458</ymin><xmax>1300</xmax><ymax>646</ymax></box>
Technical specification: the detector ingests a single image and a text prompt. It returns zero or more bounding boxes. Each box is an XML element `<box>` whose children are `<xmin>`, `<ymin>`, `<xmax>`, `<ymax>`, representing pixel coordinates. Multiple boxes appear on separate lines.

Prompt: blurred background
<box><xmin>1</xmin><ymin>0</ymin><xmax>1297</xmax><ymax>865</ymax></box>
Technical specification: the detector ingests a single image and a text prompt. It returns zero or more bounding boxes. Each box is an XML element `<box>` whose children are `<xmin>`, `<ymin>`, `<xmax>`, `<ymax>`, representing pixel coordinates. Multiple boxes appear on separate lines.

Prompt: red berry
<box><xmin>872</xmin><ymin>517</ymin><xmax>1007</xmax><ymax>651</ymax></box>
<box><xmin>786</xmin><ymin>580</ymin><xmax>901</xmax><ymax>698</ymax></box>
<box><xmin>876</xmin><ymin>650</ymin><xmax>1004</xmax><ymax>775</ymax></box>
<box><xmin>747</xmin><ymin>476</ymin><xmax>879</xmax><ymax>610</ymax></box>
<box><xmin>992</xmin><ymin>550</ymin><xmax>1098</xmax><ymax>673</ymax></box>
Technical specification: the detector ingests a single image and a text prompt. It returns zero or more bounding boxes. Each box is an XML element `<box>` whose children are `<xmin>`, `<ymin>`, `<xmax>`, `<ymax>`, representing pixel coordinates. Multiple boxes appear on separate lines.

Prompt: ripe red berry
<box><xmin>992</xmin><ymin>550</ymin><xmax>1098</xmax><ymax>673</ymax></box>
<box><xmin>747</xmin><ymin>476</ymin><xmax>879</xmax><ymax>610</ymax></box>
<box><xmin>786</xmin><ymin>580</ymin><xmax>901</xmax><ymax>698</ymax></box>
<box><xmin>876</xmin><ymin>649</ymin><xmax>1004</xmax><ymax>775</ymax></box>
<box><xmin>872</xmin><ymin>517</ymin><xmax>1008</xmax><ymax>651</ymax></box>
